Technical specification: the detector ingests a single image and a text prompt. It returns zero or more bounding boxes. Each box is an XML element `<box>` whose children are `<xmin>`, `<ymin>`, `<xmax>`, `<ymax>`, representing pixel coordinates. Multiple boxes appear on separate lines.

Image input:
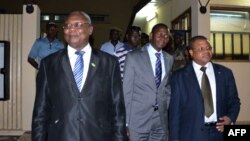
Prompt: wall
<box><xmin>216</xmin><ymin>61</ymin><xmax>250</xmax><ymax>122</ymax></box>
<box><xmin>0</xmin><ymin>5</ymin><xmax>40</xmax><ymax>135</ymax></box>
<box><xmin>0</xmin><ymin>14</ymin><xmax>23</xmax><ymax>135</ymax></box>
<box><xmin>21</xmin><ymin>5</ymin><xmax>40</xmax><ymax>132</ymax></box>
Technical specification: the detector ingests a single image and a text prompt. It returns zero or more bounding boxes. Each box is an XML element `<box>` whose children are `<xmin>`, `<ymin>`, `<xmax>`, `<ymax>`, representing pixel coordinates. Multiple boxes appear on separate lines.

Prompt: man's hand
<box><xmin>126</xmin><ymin>127</ymin><xmax>130</xmax><ymax>137</ymax></box>
<box><xmin>216</xmin><ymin>116</ymin><xmax>232</xmax><ymax>132</ymax></box>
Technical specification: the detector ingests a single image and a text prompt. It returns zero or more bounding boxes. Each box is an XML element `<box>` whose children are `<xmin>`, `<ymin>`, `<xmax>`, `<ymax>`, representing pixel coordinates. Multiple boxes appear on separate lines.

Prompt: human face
<box><xmin>47</xmin><ymin>26</ymin><xmax>58</xmax><ymax>39</ymax></box>
<box><xmin>128</xmin><ymin>31</ymin><xmax>141</xmax><ymax>47</ymax></box>
<box><xmin>110</xmin><ymin>30</ymin><xmax>120</xmax><ymax>42</ymax></box>
<box><xmin>63</xmin><ymin>14</ymin><xmax>93</xmax><ymax>50</ymax></box>
<box><xmin>189</xmin><ymin>39</ymin><xmax>213</xmax><ymax>66</ymax></box>
<box><xmin>150</xmin><ymin>27</ymin><xmax>169</xmax><ymax>51</ymax></box>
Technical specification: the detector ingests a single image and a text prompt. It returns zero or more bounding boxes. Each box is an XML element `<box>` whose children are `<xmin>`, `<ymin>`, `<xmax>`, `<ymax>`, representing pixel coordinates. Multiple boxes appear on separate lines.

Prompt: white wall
<box><xmin>22</xmin><ymin>4</ymin><xmax>40</xmax><ymax>131</ymax></box>
<box><xmin>216</xmin><ymin>61</ymin><xmax>250</xmax><ymax>122</ymax></box>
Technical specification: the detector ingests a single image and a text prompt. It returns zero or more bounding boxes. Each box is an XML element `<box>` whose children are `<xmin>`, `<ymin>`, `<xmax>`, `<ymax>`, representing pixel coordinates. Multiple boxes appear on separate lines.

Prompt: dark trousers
<box><xmin>203</xmin><ymin>125</ymin><xmax>224</xmax><ymax>141</ymax></box>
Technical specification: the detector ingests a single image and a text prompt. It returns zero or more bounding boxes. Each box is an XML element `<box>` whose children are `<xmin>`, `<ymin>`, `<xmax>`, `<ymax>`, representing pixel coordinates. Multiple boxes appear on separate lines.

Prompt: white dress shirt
<box><xmin>193</xmin><ymin>61</ymin><xmax>218</xmax><ymax>123</ymax></box>
<box><xmin>68</xmin><ymin>44</ymin><xmax>92</xmax><ymax>91</ymax></box>
<box><xmin>147</xmin><ymin>44</ymin><xmax>166</xmax><ymax>81</ymax></box>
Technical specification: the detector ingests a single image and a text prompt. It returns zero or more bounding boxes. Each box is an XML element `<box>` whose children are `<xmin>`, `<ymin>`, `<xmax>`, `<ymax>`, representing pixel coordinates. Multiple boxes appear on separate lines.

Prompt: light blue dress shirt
<box><xmin>28</xmin><ymin>37</ymin><xmax>64</xmax><ymax>66</ymax></box>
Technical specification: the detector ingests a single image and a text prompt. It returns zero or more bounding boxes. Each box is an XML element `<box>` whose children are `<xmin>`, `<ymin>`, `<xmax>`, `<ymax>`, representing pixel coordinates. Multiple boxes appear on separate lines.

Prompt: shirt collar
<box><xmin>192</xmin><ymin>61</ymin><xmax>212</xmax><ymax>74</ymax></box>
<box><xmin>147</xmin><ymin>44</ymin><xmax>162</xmax><ymax>54</ymax></box>
<box><xmin>67</xmin><ymin>43</ymin><xmax>92</xmax><ymax>57</ymax></box>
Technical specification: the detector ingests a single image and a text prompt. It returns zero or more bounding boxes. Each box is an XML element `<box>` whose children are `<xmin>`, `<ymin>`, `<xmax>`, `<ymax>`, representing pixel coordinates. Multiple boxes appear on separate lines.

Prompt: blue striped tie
<box><xmin>155</xmin><ymin>53</ymin><xmax>162</xmax><ymax>88</ymax></box>
<box><xmin>73</xmin><ymin>51</ymin><xmax>84</xmax><ymax>92</ymax></box>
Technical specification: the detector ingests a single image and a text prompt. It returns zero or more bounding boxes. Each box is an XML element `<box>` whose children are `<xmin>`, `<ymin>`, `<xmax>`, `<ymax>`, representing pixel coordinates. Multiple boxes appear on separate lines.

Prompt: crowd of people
<box><xmin>30</xmin><ymin>11</ymin><xmax>241</xmax><ymax>141</ymax></box>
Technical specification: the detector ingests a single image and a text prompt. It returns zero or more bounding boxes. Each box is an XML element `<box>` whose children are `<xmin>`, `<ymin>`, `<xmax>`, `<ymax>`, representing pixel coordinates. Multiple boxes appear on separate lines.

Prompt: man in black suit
<box><xmin>169</xmin><ymin>35</ymin><xmax>240</xmax><ymax>141</ymax></box>
<box><xmin>32</xmin><ymin>11</ymin><xmax>127</xmax><ymax>141</ymax></box>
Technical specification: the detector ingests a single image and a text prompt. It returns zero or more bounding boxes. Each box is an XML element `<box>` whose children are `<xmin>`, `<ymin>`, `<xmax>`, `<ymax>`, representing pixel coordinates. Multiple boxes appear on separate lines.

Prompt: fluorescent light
<box><xmin>210</xmin><ymin>13</ymin><xmax>243</xmax><ymax>18</ymax></box>
<box><xmin>136</xmin><ymin>3</ymin><xmax>156</xmax><ymax>18</ymax></box>
<box><xmin>146</xmin><ymin>12</ymin><xmax>157</xmax><ymax>21</ymax></box>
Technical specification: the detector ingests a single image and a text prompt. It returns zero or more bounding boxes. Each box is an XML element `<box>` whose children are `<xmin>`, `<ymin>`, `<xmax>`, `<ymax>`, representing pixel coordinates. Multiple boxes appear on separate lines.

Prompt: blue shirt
<box><xmin>28</xmin><ymin>37</ymin><xmax>64</xmax><ymax>65</ymax></box>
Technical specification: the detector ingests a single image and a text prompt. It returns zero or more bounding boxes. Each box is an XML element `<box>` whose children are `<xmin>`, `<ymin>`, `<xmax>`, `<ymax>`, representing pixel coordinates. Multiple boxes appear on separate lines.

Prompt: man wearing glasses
<box><xmin>32</xmin><ymin>11</ymin><xmax>127</xmax><ymax>141</ymax></box>
<box><xmin>169</xmin><ymin>35</ymin><xmax>241</xmax><ymax>141</ymax></box>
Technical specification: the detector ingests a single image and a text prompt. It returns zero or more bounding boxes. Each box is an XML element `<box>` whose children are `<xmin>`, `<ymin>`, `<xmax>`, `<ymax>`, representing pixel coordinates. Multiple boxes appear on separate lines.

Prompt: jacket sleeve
<box><xmin>122</xmin><ymin>53</ymin><xmax>135</xmax><ymax>127</ymax></box>
<box><xmin>225</xmin><ymin>69</ymin><xmax>241</xmax><ymax>123</ymax></box>
<box><xmin>32</xmin><ymin>60</ymin><xmax>50</xmax><ymax>141</ymax></box>
<box><xmin>111</xmin><ymin>59</ymin><xmax>127</xmax><ymax>141</ymax></box>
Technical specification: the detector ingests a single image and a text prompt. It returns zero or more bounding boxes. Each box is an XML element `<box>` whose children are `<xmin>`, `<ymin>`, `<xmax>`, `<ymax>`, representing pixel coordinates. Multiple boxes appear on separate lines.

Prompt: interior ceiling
<box><xmin>0</xmin><ymin>0</ymin><xmax>140</xmax><ymax>29</ymax></box>
<box><xmin>0</xmin><ymin>0</ymin><xmax>138</xmax><ymax>14</ymax></box>
<box><xmin>0</xmin><ymin>0</ymin><xmax>168</xmax><ymax>27</ymax></box>
<box><xmin>133</xmin><ymin>0</ymin><xmax>170</xmax><ymax>27</ymax></box>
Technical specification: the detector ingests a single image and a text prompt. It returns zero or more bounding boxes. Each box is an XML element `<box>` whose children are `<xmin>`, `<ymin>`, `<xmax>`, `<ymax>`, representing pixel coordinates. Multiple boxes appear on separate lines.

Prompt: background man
<box><xmin>116</xmin><ymin>25</ymin><xmax>141</xmax><ymax>80</ymax></box>
<box><xmin>28</xmin><ymin>22</ymin><xmax>64</xmax><ymax>69</ymax></box>
<box><xmin>100</xmin><ymin>27</ymin><xmax>124</xmax><ymax>56</ymax></box>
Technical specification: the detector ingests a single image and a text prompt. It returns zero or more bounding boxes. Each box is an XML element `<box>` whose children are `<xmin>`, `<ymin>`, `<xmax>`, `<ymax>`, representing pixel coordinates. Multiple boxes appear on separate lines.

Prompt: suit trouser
<box><xmin>203</xmin><ymin>125</ymin><xmax>223</xmax><ymax>141</ymax></box>
<box><xmin>129</xmin><ymin>110</ymin><xmax>167</xmax><ymax>141</ymax></box>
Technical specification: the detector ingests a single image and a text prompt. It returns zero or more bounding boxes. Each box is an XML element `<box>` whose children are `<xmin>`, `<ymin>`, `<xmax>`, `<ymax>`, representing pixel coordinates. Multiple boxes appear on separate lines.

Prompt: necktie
<box><xmin>155</xmin><ymin>53</ymin><xmax>162</xmax><ymax>88</ymax></box>
<box><xmin>200</xmin><ymin>67</ymin><xmax>214</xmax><ymax>117</ymax></box>
<box><xmin>153</xmin><ymin>53</ymin><xmax>162</xmax><ymax>111</ymax></box>
<box><xmin>73</xmin><ymin>51</ymin><xmax>84</xmax><ymax>92</ymax></box>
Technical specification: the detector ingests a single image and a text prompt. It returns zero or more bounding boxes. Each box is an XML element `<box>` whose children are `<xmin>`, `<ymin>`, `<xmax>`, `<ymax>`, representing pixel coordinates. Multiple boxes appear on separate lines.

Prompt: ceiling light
<box><xmin>210</xmin><ymin>13</ymin><xmax>244</xmax><ymax>18</ymax></box>
<box><xmin>146</xmin><ymin>12</ymin><xmax>157</xmax><ymax>21</ymax></box>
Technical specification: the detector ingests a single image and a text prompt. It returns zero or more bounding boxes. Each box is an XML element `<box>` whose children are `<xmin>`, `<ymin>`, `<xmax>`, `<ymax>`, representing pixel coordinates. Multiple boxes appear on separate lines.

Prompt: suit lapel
<box><xmin>60</xmin><ymin>49</ymin><xmax>79</xmax><ymax>95</ymax></box>
<box><xmin>185</xmin><ymin>64</ymin><xmax>202</xmax><ymax>95</ymax></box>
<box><xmin>213</xmin><ymin>63</ymin><xmax>223</xmax><ymax>115</ymax></box>
<box><xmin>139</xmin><ymin>46</ymin><xmax>156</xmax><ymax>88</ymax></box>
<box><xmin>162</xmin><ymin>51</ymin><xmax>171</xmax><ymax>79</ymax></box>
<box><xmin>81</xmin><ymin>49</ymin><xmax>100</xmax><ymax>95</ymax></box>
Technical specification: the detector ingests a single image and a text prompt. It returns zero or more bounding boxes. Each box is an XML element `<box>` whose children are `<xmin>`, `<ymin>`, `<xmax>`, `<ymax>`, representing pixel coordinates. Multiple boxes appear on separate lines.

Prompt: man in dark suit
<box><xmin>32</xmin><ymin>11</ymin><xmax>127</xmax><ymax>141</ymax></box>
<box><xmin>169</xmin><ymin>35</ymin><xmax>241</xmax><ymax>141</ymax></box>
<box><xmin>123</xmin><ymin>23</ymin><xmax>173</xmax><ymax>141</ymax></box>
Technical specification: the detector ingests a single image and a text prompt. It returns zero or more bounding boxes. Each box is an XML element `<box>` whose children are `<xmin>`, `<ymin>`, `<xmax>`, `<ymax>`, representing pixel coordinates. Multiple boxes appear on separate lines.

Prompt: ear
<box><xmin>149</xmin><ymin>32</ymin><xmax>153</xmax><ymax>40</ymax></box>
<box><xmin>88</xmin><ymin>25</ymin><xmax>94</xmax><ymax>35</ymax></box>
<box><xmin>189</xmin><ymin>49</ymin><xmax>193</xmax><ymax>57</ymax></box>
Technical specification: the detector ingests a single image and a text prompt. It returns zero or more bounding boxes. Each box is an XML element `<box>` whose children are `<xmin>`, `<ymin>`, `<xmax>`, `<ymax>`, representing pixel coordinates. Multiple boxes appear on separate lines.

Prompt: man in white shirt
<box><xmin>100</xmin><ymin>27</ymin><xmax>124</xmax><ymax>56</ymax></box>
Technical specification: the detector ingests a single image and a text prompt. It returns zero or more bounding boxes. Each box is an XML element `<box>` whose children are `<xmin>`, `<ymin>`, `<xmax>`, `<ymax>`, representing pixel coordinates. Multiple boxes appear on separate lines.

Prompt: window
<box><xmin>210</xmin><ymin>7</ymin><xmax>250</xmax><ymax>60</ymax></box>
<box><xmin>171</xmin><ymin>8</ymin><xmax>191</xmax><ymax>46</ymax></box>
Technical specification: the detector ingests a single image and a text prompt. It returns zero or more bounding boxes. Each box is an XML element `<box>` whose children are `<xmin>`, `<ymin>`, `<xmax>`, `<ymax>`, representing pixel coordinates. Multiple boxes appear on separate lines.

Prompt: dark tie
<box><xmin>73</xmin><ymin>51</ymin><xmax>84</xmax><ymax>92</ymax></box>
<box><xmin>153</xmin><ymin>53</ymin><xmax>162</xmax><ymax>111</ymax></box>
<box><xmin>200</xmin><ymin>66</ymin><xmax>214</xmax><ymax>117</ymax></box>
<box><xmin>155</xmin><ymin>53</ymin><xmax>162</xmax><ymax>88</ymax></box>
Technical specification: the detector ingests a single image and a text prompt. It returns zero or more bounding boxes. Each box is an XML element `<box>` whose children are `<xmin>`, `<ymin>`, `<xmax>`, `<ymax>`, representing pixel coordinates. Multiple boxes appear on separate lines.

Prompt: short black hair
<box><xmin>127</xmin><ymin>26</ymin><xmax>141</xmax><ymax>35</ymax></box>
<box><xmin>188</xmin><ymin>35</ymin><xmax>208</xmax><ymax>50</ymax></box>
<box><xmin>141</xmin><ymin>32</ymin><xmax>149</xmax><ymax>38</ymax></box>
<box><xmin>151</xmin><ymin>23</ymin><xmax>168</xmax><ymax>33</ymax></box>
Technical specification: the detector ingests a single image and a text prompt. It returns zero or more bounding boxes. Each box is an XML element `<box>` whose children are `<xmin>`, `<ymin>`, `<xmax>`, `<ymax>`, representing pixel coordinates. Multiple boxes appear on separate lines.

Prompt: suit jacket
<box><xmin>123</xmin><ymin>45</ymin><xmax>173</xmax><ymax>135</ymax></box>
<box><xmin>32</xmin><ymin>48</ymin><xmax>127</xmax><ymax>141</ymax></box>
<box><xmin>169</xmin><ymin>62</ymin><xmax>241</xmax><ymax>141</ymax></box>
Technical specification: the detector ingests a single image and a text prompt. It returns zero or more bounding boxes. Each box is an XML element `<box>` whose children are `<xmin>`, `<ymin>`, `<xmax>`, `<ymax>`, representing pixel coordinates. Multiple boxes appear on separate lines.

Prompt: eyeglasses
<box><xmin>63</xmin><ymin>22</ymin><xmax>90</xmax><ymax>30</ymax></box>
<box><xmin>192</xmin><ymin>46</ymin><xmax>212</xmax><ymax>52</ymax></box>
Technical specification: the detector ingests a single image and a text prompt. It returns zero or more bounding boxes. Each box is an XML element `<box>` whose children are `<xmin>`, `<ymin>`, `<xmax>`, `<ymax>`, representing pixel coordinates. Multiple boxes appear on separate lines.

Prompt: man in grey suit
<box><xmin>32</xmin><ymin>11</ymin><xmax>127</xmax><ymax>141</ymax></box>
<box><xmin>123</xmin><ymin>23</ymin><xmax>174</xmax><ymax>141</ymax></box>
